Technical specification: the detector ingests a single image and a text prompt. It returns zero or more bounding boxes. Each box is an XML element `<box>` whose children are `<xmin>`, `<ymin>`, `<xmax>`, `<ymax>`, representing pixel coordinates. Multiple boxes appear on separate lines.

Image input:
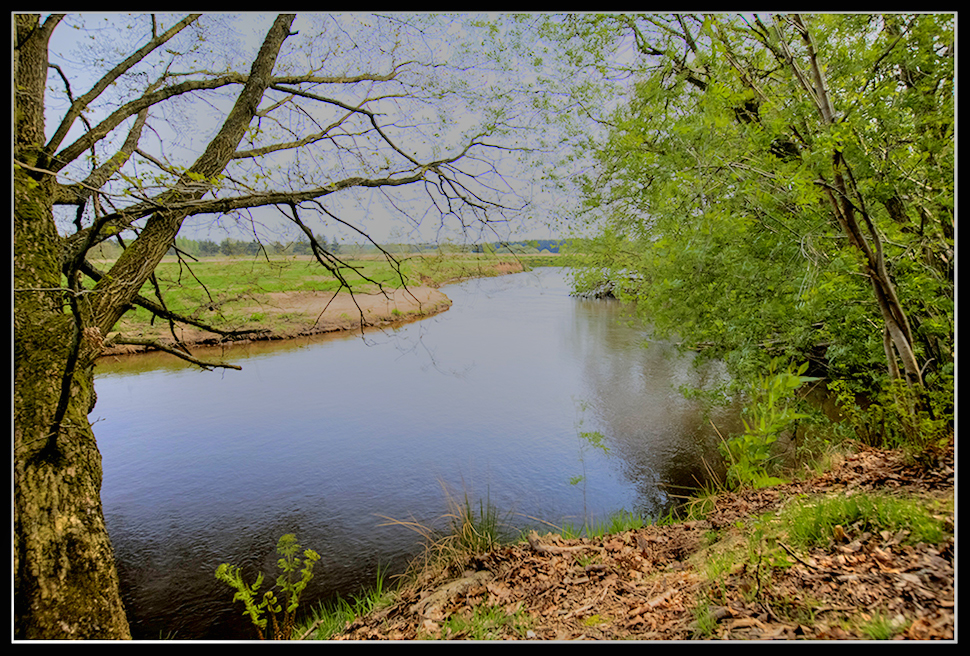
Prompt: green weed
<box><xmin>559</xmin><ymin>508</ymin><xmax>650</xmax><ymax>540</ymax></box>
<box><xmin>690</xmin><ymin>597</ymin><xmax>721</xmax><ymax>639</ymax></box>
<box><xmin>426</xmin><ymin>603</ymin><xmax>533</xmax><ymax>640</ymax></box>
<box><xmin>296</xmin><ymin>565</ymin><xmax>393</xmax><ymax>640</ymax></box>
<box><xmin>718</xmin><ymin>358</ymin><xmax>817</xmax><ymax>490</ymax></box>
<box><xmin>215</xmin><ymin>534</ymin><xmax>320</xmax><ymax>640</ymax></box>
<box><xmin>829</xmin><ymin>378</ymin><xmax>952</xmax><ymax>465</ymax></box>
<box><xmin>858</xmin><ymin>610</ymin><xmax>909</xmax><ymax>640</ymax></box>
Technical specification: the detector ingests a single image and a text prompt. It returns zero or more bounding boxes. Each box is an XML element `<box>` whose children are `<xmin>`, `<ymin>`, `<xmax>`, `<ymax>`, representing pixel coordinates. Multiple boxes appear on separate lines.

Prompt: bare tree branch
<box><xmin>230</xmin><ymin>110</ymin><xmax>356</xmax><ymax>159</ymax></box>
<box><xmin>90</xmin><ymin>14</ymin><xmax>299</xmax><ymax>337</ymax></box>
<box><xmin>54</xmin><ymin>103</ymin><xmax>153</xmax><ymax>206</ymax></box>
<box><xmin>42</xmin><ymin>14</ymin><xmax>201</xmax><ymax>166</ymax></box>
<box><xmin>105</xmin><ymin>335</ymin><xmax>242</xmax><ymax>370</ymax></box>
<box><xmin>48</xmin><ymin>71</ymin><xmax>249</xmax><ymax>173</ymax></box>
<box><xmin>48</xmin><ymin>62</ymin><xmax>410</xmax><ymax>175</ymax></box>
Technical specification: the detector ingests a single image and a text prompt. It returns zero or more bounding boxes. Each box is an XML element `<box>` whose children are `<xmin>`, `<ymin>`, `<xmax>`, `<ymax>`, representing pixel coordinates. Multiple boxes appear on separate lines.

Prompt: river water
<box><xmin>92</xmin><ymin>268</ymin><xmax>739</xmax><ymax>640</ymax></box>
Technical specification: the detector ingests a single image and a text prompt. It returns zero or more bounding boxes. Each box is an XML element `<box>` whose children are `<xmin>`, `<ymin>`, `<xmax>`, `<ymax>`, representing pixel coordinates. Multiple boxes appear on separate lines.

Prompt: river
<box><xmin>92</xmin><ymin>268</ymin><xmax>739</xmax><ymax>640</ymax></box>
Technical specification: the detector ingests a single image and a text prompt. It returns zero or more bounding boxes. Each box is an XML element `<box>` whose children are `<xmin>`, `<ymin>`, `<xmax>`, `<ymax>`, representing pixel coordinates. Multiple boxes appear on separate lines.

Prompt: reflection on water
<box><xmin>93</xmin><ymin>268</ymin><xmax>737</xmax><ymax>640</ymax></box>
<box><xmin>567</xmin><ymin>298</ymin><xmax>739</xmax><ymax>511</ymax></box>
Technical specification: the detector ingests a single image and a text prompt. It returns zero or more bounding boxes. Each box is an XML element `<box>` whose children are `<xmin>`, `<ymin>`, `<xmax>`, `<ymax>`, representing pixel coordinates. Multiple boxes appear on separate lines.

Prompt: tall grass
<box><xmin>295</xmin><ymin>565</ymin><xmax>392</xmax><ymax>640</ymax></box>
<box><xmin>379</xmin><ymin>486</ymin><xmax>515</xmax><ymax>591</ymax></box>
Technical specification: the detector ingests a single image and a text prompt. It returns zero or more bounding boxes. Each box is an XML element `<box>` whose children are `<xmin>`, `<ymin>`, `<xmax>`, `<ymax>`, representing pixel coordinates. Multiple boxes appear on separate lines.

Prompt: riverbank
<box><xmin>101</xmin><ymin>285</ymin><xmax>455</xmax><ymax>356</ymax></box>
<box><xmin>99</xmin><ymin>256</ymin><xmax>528</xmax><ymax>357</ymax></box>
<box><xmin>322</xmin><ymin>442</ymin><xmax>954</xmax><ymax>641</ymax></box>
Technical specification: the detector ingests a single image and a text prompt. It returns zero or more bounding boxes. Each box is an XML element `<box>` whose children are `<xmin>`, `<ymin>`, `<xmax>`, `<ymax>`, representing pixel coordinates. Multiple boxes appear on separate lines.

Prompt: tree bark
<box><xmin>14</xmin><ymin>14</ymin><xmax>131</xmax><ymax>639</ymax></box>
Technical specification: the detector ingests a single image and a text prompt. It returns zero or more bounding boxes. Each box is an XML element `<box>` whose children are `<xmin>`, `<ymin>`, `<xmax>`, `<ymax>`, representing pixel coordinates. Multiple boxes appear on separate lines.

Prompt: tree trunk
<box><xmin>14</xmin><ymin>14</ymin><xmax>133</xmax><ymax>640</ymax></box>
<box><xmin>14</xmin><ymin>13</ymin><xmax>296</xmax><ymax>639</ymax></box>
<box><xmin>13</xmin><ymin>315</ymin><xmax>132</xmax><ymax>640</ymax></box>
<box><xmin>789</xmin><ymin>14</ymin><xmax>923</xmax><ymax>387</ymax></box>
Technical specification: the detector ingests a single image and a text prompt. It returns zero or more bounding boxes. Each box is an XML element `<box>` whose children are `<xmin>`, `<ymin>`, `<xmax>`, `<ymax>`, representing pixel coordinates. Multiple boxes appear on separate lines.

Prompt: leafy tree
<box><xmin>198</xmin><ymin>239</ymin><xmax>221</xmax><ymax>256</ymax></box>
<box><xmin>571</xmin><ymin>14</ymin><xmax>953</xmax><ymax>414</ymax></box>
<box><xmin>14</xmin><ymin>12</ymin><xmax>534</xmax><ymax>639</ymax></box>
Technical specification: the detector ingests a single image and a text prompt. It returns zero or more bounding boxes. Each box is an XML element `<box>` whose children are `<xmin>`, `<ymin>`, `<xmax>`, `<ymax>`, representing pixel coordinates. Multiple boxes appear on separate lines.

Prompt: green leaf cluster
<box><xmin>719</xmin><ymin>359</ymin><xmax>816</xmax><ymax>490</ymax></box>
<box><xmin>215</xmin><ymin>533</ymin><xmax>321</xmax><ymax>640</ymax></box>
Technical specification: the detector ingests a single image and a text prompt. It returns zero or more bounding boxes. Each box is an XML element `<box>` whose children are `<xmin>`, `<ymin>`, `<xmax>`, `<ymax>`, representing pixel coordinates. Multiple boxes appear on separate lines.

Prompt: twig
<box><xmin>564</xmin><ymin>582</ymin><xmax>614</xmax><ymax>619</ymax></box>
<box><xmin>109</xmin><ymin>335</ymin><xmax>242</xmax><ymax>370</ymax></box>
<box><xmin>296</xmin><ymin>617</ymin><xmax>325</xmax><ymax>641</ymax></box>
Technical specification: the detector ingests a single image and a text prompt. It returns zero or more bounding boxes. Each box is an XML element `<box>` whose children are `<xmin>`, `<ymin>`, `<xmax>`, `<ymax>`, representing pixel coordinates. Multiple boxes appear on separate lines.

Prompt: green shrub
<box><xmin>829</xmin><ymin>378</ymin><xmax>952</xmax><ymax>464</ymax></box>
<box><xmin>719</xmin><ymin>359</ymin><xmax>817</xmax><ymax>490</ymax></box>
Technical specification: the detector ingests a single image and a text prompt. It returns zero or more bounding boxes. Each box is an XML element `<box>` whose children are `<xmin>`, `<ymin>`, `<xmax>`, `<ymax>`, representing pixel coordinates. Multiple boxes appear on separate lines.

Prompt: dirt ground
<box><xmin>331</xmin><ymin>444</ymin><xmax>955</xmax><ymax>641</ymax></box>
<box><xmin>101</xmin><ymin>286</ymin><xmax>453</xmax><ymax>355</ymax></box>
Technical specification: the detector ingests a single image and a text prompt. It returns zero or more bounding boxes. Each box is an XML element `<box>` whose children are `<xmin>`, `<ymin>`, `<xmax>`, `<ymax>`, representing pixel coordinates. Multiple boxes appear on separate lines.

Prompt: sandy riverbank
<box><xmin>100</xmin><ymin>285</ymin><xmax>453</xmax><ymax>356</ymax></box>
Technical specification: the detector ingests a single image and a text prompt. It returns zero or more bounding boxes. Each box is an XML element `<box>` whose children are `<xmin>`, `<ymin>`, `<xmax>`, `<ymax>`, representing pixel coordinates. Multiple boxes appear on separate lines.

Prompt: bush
<box><xmin>829</xmin><ymin>378</ymin><xmax>952</xmax><ymax>465</ymax></box>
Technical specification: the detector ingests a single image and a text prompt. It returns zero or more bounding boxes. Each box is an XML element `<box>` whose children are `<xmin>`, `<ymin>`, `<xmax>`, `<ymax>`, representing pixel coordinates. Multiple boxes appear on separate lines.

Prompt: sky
<box><xmin>42</xmin><ymin>13</ymin><xmax>601</xmax><ymax>247</ymax></box>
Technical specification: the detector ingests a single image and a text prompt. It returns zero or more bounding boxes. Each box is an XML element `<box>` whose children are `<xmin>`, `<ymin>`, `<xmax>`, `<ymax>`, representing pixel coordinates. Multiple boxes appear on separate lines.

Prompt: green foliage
<box><xmin>384</xmin><ymin>487</ymin><xmax>515</xmax><ymax>593</ymax></box>
<box><xmin>423</xmin><ymin>602</ymin><xmax>533</xmax><ymax>640</ymax></box>
<box><xmin>213</xmin><ymin>563</ymin><xmax>274</xmax><ymax>640</ymax></box>
<box><xmin>215</xmin><ymin>534</ymin><xmax>321</xmax><ymax>640</ymax></box>
<box><xmin>828</xmin><ymin>378</ymin><xmax>953</xmax><ymax>463</ymax></box>
<box><xmin>570</xmin><ymin>13</ymin><xmax>953</xmax><ymax>443</ymax></box>
<box><xmin>445</xmin><ymin>492</ymin><xmax>512</xmax><ymax>556</ymax></box>
<box><xmin>859</xmin><ymin>611</ymin><xmax>910</xmax><ymax>640</ymax></box>
<box><xmin>719</xmin><ymin>359</ymin><xmax>816</xmax><ymax>490</ymax></box>
<box><xmin>691</xmin><ymin>598</ymin><xmax>721</xmax><ymax>639</ymax></box>
<box><xmin>297</xmin><ymin>565</ymin><xmax>392</xmax><ymax>640</ymax></box>
<box><xmin>559</xmin><ymin>508</ymin><xmax>649</xmax><ymax>540</ymax></box>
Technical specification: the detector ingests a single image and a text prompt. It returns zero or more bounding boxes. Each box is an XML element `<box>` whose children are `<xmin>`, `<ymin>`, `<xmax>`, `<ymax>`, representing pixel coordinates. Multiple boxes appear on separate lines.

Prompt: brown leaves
<box><xmin>338</xmin><ymin>527</ymin><xmax>707</xmax><ymax>640</ymax></box>
<box><xmin>334</xmin><ymin>446</ymin><xmax>953</xmax><ymax>641</ymax></box>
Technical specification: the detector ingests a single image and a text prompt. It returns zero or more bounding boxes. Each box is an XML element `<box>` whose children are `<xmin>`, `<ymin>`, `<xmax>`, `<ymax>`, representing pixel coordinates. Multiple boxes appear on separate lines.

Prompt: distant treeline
<box><xmin>89</xmin><ymin>236</ymin><xmax>581</xmax><ymax>260</ymax></box>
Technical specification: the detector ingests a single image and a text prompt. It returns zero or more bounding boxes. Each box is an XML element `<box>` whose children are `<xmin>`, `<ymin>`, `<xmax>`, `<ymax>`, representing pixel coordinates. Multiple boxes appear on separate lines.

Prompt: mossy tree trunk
<box><xmin>13</xmin><ymin>14</ymin><xmax>132</xmax><ymax>639</ymax></box>
<box><xmin>13</xmin><ymin>13</ymin><xmax>295</xmax><ymax>639</ymax></box>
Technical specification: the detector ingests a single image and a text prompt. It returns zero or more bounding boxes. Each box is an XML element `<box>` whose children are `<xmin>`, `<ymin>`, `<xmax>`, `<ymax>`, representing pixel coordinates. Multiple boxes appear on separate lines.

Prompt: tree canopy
<box><xmin>567</xmin><ymin>14</ymin><xmax>953</xmax><ymax>416</ymax></box>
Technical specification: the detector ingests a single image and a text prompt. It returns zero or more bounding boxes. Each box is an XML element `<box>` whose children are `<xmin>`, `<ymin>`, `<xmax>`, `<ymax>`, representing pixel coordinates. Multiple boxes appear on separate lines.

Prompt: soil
<box><xmin>330</xmin><ymin>443</ymin><xmax>955</xmax><ymax>641</ymax></box>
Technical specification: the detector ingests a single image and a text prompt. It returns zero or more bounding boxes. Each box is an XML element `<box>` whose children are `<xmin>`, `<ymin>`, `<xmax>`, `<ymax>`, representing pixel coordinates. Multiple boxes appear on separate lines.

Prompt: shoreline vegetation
<box><xmin>309</xmin><ymin>444</ymin><xmax>953</xmax><ymax>641</ymax></box>
<box><xmin>96</xmin><ymin>253</ymin><xmax>567</xmax><ymax>358</ymax></box>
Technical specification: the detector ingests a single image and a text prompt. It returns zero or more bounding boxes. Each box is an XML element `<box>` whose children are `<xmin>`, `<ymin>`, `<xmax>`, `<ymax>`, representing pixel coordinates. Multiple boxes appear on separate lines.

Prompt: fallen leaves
<box><xmin>332</xmin><ymin>445</ymin><xmax>954</xmax><ymax>641</ymax></box>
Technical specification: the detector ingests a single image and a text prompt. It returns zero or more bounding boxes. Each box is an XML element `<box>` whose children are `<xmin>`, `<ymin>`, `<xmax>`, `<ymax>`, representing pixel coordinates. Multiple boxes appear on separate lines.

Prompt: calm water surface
<box><xmin>93</xmin><ymin>268</ymin><xmax>738</xmax><ymax>640</ymax></box>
